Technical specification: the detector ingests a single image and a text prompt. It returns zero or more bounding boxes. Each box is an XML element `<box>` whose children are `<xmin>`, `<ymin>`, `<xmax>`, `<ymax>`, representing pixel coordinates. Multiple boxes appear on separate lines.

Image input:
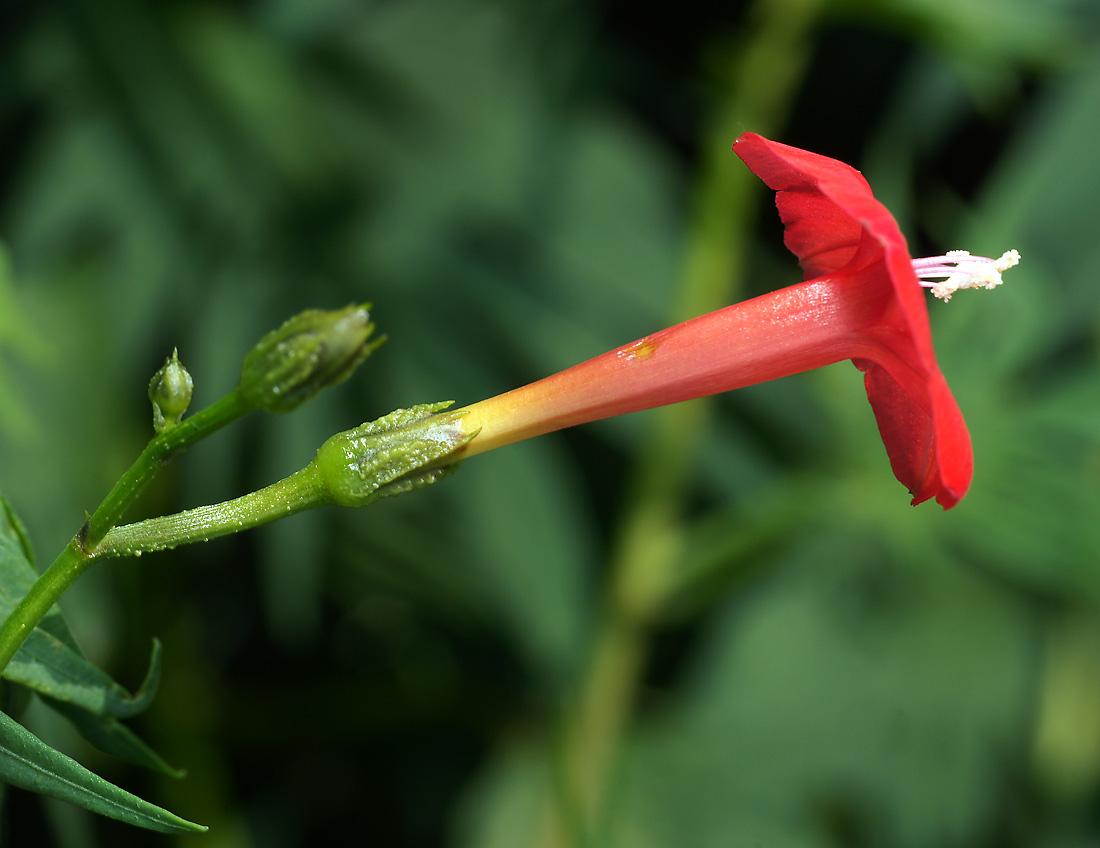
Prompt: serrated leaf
<box><xmin>0</xmin><ymin>707</ymin><xmax>204</xmax><ymax>833</ymax></box>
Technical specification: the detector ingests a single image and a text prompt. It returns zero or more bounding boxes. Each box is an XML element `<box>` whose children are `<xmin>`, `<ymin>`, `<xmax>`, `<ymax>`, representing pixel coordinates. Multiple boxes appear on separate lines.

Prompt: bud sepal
<box><xmin>239</xmin><ymin>304</ymin><xmax>383</xmax><ymax>414</ymax></box>
<box><xmin>148</xmin><ymin>349</ymin><xmax>194</xmax><ymax>433</ymax></box>
<box><xmin>313</xmin><ymin>402</ymin><xmax>478</xmax><ymax>508</ymax></box>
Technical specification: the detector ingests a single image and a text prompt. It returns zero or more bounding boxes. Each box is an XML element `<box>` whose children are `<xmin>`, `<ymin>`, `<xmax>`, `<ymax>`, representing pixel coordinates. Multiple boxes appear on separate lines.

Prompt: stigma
<box><xmin>911</xmin><ymin>249</ymin><xmax>1020</xmax><ymax>302</ymax></box>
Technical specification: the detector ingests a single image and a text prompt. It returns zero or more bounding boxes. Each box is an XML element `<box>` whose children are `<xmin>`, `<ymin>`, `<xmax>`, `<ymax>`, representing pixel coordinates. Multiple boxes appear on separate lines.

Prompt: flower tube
<box><xmin>451</xmin><ymin>133</ymin><xmax>1016</xmax><ymax>508</ymax></box>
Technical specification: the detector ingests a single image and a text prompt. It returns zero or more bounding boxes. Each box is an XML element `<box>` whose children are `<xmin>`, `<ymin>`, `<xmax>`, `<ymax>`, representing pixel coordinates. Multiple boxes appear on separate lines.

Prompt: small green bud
<box><xmin>313</xmin><ymin>402</ymin><xmax>477</xmax><ymax>507</ymax></box>
<box><xmin>149</xmin><ymin>349</ymin><xmax>194</xmax><ymax>433</ymax></box>
<box><xmin>239</xmin><ymin>304</ymin><xmax>382</xmax><ymax>414</ymax></box>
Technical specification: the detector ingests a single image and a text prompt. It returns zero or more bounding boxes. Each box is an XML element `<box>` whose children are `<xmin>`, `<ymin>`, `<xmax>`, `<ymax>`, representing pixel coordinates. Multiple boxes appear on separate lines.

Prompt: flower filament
<box><xmin>912</xmin><ymin>249</ymin><xmax>1020</xmax><ymax>302</ymax></box>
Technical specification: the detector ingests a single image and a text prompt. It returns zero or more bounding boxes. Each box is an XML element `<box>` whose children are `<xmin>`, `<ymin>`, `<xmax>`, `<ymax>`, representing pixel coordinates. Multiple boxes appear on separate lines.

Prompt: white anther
<box><xmin>912</xmin><ymin>249</ymin><xmax>1020</xmax><ymax>302</ymax></box>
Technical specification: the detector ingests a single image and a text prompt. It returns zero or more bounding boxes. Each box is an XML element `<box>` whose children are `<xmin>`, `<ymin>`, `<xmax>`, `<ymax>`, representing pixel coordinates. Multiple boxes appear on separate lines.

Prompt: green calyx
<box><xmin>239</xmin><ymin>304</ymin><xmax>384</xmax><ymax>414</ymax></box>
<box><xmin>148</xmin><ymin>349</ymin><xmax>194</xmax><ymax>433</ymax></box>
<box><xmin>313</xmin><ymin>402</ymin><xmax>478</xmax><ymax>507</ymax></box>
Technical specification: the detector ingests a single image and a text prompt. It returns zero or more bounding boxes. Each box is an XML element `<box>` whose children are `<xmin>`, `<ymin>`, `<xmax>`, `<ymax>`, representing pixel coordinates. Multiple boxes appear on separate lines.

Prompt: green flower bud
<box><xmin>239</xmin><ymin>304</ymin><xmax>382</xmax><ymax>413</ymax></box>
<box><xmin>149</xmin><ymin>349</ymin><xmax>194</xmax><ymax>433</ymax></box>
<box><xmin>313</xmin><ymin>402</ymin><xmax>477</xmax><ymax>507</ymax></box>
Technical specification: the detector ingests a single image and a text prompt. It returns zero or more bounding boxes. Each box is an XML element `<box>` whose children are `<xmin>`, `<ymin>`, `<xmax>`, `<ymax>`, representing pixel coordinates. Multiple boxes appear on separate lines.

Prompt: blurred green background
<box><xmin>2</xmin><ymin>0</ymin><xmax>1100</xmax><ymax>845</ymax></box>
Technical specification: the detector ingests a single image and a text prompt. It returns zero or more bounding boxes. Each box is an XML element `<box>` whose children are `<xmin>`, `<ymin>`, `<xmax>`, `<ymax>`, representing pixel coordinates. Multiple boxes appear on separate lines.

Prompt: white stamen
<box><xmin>911</xmin><ymin>249</ymin><xmax>1020</xmax><ymax>302</ymax></box>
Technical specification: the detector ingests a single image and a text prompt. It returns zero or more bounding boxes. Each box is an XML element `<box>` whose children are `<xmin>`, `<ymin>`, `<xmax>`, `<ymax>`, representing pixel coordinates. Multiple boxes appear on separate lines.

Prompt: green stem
<box><xmin>84</xmin><ymin>389</ymin><xmax>252</xmax><ymax>549</ymax></box>
<box><xmin>0</xmin><ymin>390</ymin><xmax>253</xmax><ymax>676</ymax></box>
<box><xmin>95</xmin><ymin>465</ymin><xmax>329</xmax><ymax>559</ymax></box>
<box><xmin>0</xmin><ymin>466</ymin><xmax>328</xmax><ymax>673</ymax></box>
<box><xmin>556</xmin><ymin>602</ymin><xmax>646</xmax><ymax>846</ymax></box>
<box><xmin>0</xmin><ymin>542</ymin><xmax>91</xmax><ymax>672</ymax></box>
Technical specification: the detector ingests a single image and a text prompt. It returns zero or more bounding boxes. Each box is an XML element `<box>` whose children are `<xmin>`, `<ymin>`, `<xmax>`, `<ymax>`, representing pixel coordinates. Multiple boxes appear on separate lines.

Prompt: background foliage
<box><xmin>2</xmin><ymin>0</ymin><xmax>1100</xmax><ymax>845</ymax></box>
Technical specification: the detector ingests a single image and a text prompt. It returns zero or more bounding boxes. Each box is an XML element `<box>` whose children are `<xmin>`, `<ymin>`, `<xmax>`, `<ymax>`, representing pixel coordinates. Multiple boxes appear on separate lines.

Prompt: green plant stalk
<box><xmin>0</xmin><ymin>467</ymin><xmax>328</xmax><ymax>673</ymax></box>
<box><xmin>93</xmin><ymin>466</ymin><xmax>329</xmax><ymax>558</ymax></box>
<box><xmin>0</xmin><ymin>543</ymin><xmax>89</xmax><ymax>674</ymax></box>
<box><xmin>551</xmin><ymin>0</ymin><xmax>823</xmax><ymax>843</ymax></box>
<box><xmin>0</xmin><ymin>390</ymin><xmax>252</xmax><ymax>675</ymax></box>
<box><xmin>84</xmin><ymin>389</ymin><xmax>252</xmax><ymax>550</ymax></box>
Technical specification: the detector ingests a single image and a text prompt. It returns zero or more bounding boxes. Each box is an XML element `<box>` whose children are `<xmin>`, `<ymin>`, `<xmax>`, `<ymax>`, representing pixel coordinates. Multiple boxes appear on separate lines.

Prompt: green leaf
<box><xmin>41</xmin><ymin>695</ymin><xmax>184</xmax><ymax>779</ymax></box>
<box><xmin>0</xmin><ymin>497</ymin><xmax>36</xmax><ymax>570</ymax></box>
<box><xmin>2</xmin><ymin>499</ymin><xmax>178</xmax><ymax>775</ymax></box>
<box><xmin>35</xmin><ymin>649</ymin><xmax>175</xmax><ymax>776</ymax></box>
<box><xmin>0</xmin><ymin>520</ymin><xmax>162</xmax><ymax>717</ymax></box>
<box><xmin>0</xmin><ymin>707</ymin><xmax>204</xmax><ymax>833</ymax></box>
<box><xmin>0</xmin><ymin>630</ymin><xmax>160</xmax><ymax>719</ymax></box>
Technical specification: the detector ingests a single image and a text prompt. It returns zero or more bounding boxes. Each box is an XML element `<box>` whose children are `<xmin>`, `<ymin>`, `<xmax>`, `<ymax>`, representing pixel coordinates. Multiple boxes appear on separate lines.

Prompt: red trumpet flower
<box><xmin>454</xmin><ymin>133</ymin><xmax>1017</xmax><ymax>508</ymax></box>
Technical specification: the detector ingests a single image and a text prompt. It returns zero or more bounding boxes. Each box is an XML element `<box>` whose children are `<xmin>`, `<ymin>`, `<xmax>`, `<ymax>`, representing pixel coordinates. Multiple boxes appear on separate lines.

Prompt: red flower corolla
<box><xmin>452</xmin><ymin>133</ymin><xmax>1016</xmax><ymax>508</ymax></box>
